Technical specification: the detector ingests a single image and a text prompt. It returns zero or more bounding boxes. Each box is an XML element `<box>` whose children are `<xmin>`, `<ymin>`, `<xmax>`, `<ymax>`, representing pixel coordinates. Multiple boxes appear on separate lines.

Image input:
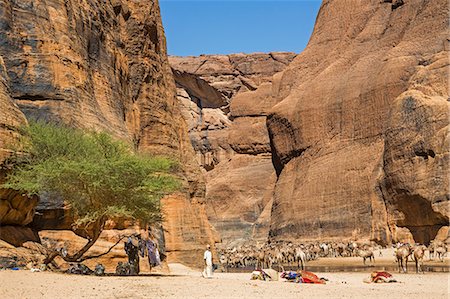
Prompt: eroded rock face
<box><xmin>0</xmin><ymin>57</ymin><xmax>38</xmax><ymax>228</ymax></box>
<box><xmin>0</xmin><ymin>0</ymin><xmax>215</xmax><ymax>263</ymax></box>
<box><xmin>382</xmin><ymin>90</ymin><xmax>449</xmax><ymax>244</ymax></box>
<box><xmin>266</xmin><ymin>0</ymin><xmax>449</xmax><ymax>244</ymax></box>
<box><xmin>170</xmin><ymin>53</ymin><xmax>296</xmax><ymax>245</ymax></box>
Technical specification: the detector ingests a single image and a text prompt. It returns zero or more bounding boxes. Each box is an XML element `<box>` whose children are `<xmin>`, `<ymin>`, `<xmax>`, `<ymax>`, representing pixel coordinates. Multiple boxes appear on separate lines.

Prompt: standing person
<box><xmin>202</xmin><ymin>244</ymin><xmax>213</xmax><ymax>278</ymax></box>
<box><xmin>124</xmin><ymin>236</ymin><xmax>140</xmax><ymax>275</ymax></box>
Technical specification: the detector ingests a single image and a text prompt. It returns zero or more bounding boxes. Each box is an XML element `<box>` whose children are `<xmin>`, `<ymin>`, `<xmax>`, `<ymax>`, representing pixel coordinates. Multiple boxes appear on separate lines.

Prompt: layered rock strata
<box><xmin>170</xmin><ymin>53</ymin><xmax>296</xmax><ymax>245</ymax></box>
<box><xmin>0</xmin><ymin>0</ymin><xmax>216</xmax><ymax>265</ymax></box>
<box><xmin>266</xmin><ymin>0</ymin><xmax>449</xmax><ymax>244</ymax></box>
<box><xmin>0</xmin><ymin>57</ymin><xmax>38</xmax><ymax>229</ymax></box>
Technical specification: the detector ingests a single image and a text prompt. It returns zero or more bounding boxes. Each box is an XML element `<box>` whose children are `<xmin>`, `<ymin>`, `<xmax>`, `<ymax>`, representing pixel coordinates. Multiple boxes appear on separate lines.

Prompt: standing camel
<box><xmin>358</xmin><ymin>248</ymin><xmax>375</xmax><ymax>265</ymax></box>
<box><xmin>396</xmin><ymin>244</ymin><xmax>412</xmax><ymax>273</ymax></box>
<box><xmin>413</xmin><ymin>245</ymin><xmax>427</xmax><ymax>273</ymax></box>
<box><xmin>435</xmin><ymin>245</ymin><xmax>447</xmax><ymax>262</ymax></box>
<box><xmin>256</xmin><ymin>250</ymin><xmax>266</xmax><ymax>269</ymax></box>
<box><xmin>295</xmin><ymin>247</ymin><xmax>307</xmax><ymax>270</ymax></box>
<box><xmin>219</xmin><ymin>253</ymin><xmax>228</xmax><ymax>272</ymax></box>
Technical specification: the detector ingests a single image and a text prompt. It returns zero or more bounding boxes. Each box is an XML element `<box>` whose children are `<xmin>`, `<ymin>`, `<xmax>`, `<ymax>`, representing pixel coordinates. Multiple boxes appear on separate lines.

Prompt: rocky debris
<box><xmin>265</xmin><ymin>0</ymin><xmax>449</xmax><ymax>244</ymax></box>
<box><xmin>170</xmin><ymin>53</ymin><xmax>296</xmax><ymax>245</ymax></box>
<box><xmin>0</xmin><ymin>240</ymin><xmax>47</xmax><ymax>269</ymax></box>
<box><xmin>0</xmin><ymin>0</ymin><xmax>216</xmax><ymax>264</ymax></box>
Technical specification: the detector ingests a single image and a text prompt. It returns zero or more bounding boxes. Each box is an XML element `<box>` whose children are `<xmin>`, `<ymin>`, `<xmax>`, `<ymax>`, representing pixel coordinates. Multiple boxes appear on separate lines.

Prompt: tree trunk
<box><xmin>44</xmin><ymin>217</ymin><xmax>106</xmax><ymax>264</ymax></box>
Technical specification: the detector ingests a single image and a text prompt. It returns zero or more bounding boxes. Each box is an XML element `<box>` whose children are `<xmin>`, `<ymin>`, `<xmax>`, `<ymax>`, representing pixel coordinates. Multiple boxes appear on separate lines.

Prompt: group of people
<box><xmin>118</xmin><ymin>233</ymin><xmax>162</xmax><ymax>275</ymax></box>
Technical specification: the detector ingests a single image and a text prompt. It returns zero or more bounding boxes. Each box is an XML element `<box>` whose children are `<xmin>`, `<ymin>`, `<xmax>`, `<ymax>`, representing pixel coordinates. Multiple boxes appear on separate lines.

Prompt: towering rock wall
<box><xmin>266</xmin><ymin>0</ymin><xmax>449</xmax><ymax>244</ymax></box>
<box><xmin>0</xmin><ymin>58</ymin><xmax>26</xmax><ymax>162</ymax></box>
<box><xmin>0</xmin><ymin>57</ymin><xmax>38</xmax><ymax>228</ymax></box>
<box><xmin>0</xmin><ymin>0</ymin><xmax>216</xmax><ymax>265</ymax></box>
<box><xmin>170</xmin><ymin>53</ymin><xmax>296</xmax><ymax>245</ymax></box>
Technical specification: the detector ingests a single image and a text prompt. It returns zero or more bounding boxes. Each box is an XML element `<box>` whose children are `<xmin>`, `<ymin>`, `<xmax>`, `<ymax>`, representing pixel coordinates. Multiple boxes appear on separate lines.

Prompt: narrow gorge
<box><xmin>0</xmin><ymin>0</ymin><xmax>448</xmax><ymax>271</ymax></box>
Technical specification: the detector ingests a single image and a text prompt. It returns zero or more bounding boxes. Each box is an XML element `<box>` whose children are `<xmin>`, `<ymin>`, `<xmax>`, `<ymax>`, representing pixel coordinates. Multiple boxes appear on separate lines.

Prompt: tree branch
<box><xmin>78</xmin><ymin>235</ymin><xmax>129</xmax><ymax>262</ymax></box>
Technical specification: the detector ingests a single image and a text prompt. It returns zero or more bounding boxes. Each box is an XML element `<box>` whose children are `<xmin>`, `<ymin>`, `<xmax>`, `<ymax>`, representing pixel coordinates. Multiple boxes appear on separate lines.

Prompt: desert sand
<box><xmin>1</xmin><ymin>262</ymin><xmax>448</xmax><ymax>299</ymax></box>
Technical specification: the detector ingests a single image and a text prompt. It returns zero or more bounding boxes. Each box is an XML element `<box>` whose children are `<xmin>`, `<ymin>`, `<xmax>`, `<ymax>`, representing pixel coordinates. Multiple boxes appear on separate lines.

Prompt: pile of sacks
<box><xmin>67</xmin><ymin>263</ymin><xmax>105</xmax><ymax>276</ymax></box>
<box><xmin>251</xmin><ymin>269</ymin><xmax>271</xmax><ymax>281</ymax></box>
<box><xmin>363</xmin><ymin>271</ymin><xmax>397</xmax><ymax>283</ymax></box>
<box><xmin>280</xmin><ymin>270</ymin><xmax>327</xmax><ymax>284</ymax></box>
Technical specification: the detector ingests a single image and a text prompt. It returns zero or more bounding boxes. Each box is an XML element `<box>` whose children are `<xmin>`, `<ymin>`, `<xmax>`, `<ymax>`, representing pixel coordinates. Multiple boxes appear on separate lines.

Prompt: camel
<box><xmin>336</xmin><ymin>243</ymin><xmax>346</xmax><ymax>257</ymax></box>
<box><xmin>320</xmin><ymin>243</ymin><xmax>329</xmax><ymax>257</ymax></box>
<box><xmin>358</xmin><ymin>248</ymin><xmax>375</xmax><ymax>265</ymax></box>
<box><xmin>295</xmin><ymin>247</ymin><xmax>307</xmax><ymax>270</ymax></box>
<box><xmin>219</xmin><ymin>254</ymin><xmax>228</xmax><ymax>272</ymax></box>
<box><xmin>428</xmin><ymin>243</ymin><xmax>435</xmax><ymax>260</ymax></box>
<box><xmin>413</xmin><ymin>245</ymin><xmax>427</xmax><ymax>273</ymax></box>
<box><xmin>274</xmin><ymin>248</ymin><xmax>285</xmax><ymax>271</ymax></box>
<box><xmin>396</xmin><ymin>244</ymin><xmax>412</xmax><ymax>273</ymax></box>
<box><xmin>435</xmin><ymin>245</ymin><xmax>447</xmax><ymax>262</ymax></box>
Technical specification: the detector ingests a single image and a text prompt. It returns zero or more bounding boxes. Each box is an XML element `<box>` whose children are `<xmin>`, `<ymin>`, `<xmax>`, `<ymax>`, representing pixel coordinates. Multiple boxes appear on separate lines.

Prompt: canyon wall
<box><xmin>170</xmin><ymin>53</ymin><xmax>296</xmax><ymax>245</ymax></box>
<box><xmin>266</xmin><ymin>0</ymin><xmax>449</xmax><ymax>244</ymax></box>
<box><xmin>0</xmin><ymin>57</ymin><xmax>38</xmax><ymax>229</ymax></box>
<box><xmin>173</xmin><ymin>0</ymin><xmax>449</xmax><ymax>246</ymax></box>
<box><xmin>0</xmin><ymin>0</ymin><xmax>216</xmax><ymax>266</ymax></box>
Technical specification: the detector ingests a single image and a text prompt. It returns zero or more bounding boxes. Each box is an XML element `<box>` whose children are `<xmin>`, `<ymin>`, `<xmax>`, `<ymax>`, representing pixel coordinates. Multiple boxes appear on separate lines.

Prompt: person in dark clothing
<box><xmin>124</xmin><ymin>237</ymin><xmax>140</xmax><ymax>275</ymax></box>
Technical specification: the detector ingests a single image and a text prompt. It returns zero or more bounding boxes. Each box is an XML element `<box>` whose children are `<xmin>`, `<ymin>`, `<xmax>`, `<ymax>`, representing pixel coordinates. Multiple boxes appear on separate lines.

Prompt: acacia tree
<box><xmin>3</xmin><ymin>121</ymin><xmax>180</xmax><ymax>262</ymax></box>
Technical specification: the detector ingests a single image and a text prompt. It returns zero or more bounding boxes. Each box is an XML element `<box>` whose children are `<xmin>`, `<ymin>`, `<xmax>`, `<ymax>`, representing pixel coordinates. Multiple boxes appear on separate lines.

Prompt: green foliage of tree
<box><xmin>3</xmin><ymin>121</ymin><xmax>181</xmax><ymax>262</ymax></box>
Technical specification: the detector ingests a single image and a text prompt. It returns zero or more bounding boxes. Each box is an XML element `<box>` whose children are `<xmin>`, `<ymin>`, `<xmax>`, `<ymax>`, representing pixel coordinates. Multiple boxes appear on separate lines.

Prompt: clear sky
<box><xmin>159</xmin><ymin>0</ymin><xmax>322</xmax><ymax>56</ymax></box>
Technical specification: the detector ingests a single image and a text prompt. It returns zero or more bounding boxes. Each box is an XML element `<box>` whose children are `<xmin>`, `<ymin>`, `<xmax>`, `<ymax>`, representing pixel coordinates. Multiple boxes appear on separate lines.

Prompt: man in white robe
<box><xmin>202</xmin><ymin>244</ymin><xmax>213</xmax><ymax>278</ymax></box>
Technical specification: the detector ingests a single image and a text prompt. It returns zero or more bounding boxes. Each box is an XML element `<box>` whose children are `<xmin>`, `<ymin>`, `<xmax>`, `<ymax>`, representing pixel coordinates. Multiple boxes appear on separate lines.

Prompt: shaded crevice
<box><xmin>414</xmin><ymin>149</ymin><xmax>436</xmax><ymax>160</ymax></box>
<box><xmin>13</xmin><ymin>94</ymin><xmax>64</xmax><ymax>101</ymax></box>
<box><xmin>268</xmin><ymin>122</ymin><xmax>284</xmax><ymax>177</ymax></box>
<box><xmin>267</xmin><ymin>113</ymin><xmax>308</xmax><ymax>177</ymax></box>
<box><xmin>392</xmin><ymin>192</ymin><xmax>448</xmax><ymax>244</ymax></box>
<box><xmin>171</xmin><ymin>70</ymin><xmax>227</xmax><ymax>108</ymax></box>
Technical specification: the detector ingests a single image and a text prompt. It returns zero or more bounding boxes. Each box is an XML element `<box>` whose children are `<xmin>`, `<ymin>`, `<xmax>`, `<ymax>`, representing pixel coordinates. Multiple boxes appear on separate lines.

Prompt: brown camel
<box><xmin>295</xmin><ymin>247</ymin><xmax>307</xmax><ymax>270</ymax></box>
<box><xmin>413</xmin><ymin>245</ymin><xmax>427</xmax><ymax>273</ymax></box>
<box><xmin>358</xmin><ymin>248</ymin><xmax>375</xmax><ymax>265</ymax></box>
<box><xmin>435</xmin><ymin>245</ymin><xmax>447</xmax><ymax>262</ymax></box>
<box><xmin>396</xmin><ymin>244</ymin><xmax>412</xmax><ymax>273</ymax></box>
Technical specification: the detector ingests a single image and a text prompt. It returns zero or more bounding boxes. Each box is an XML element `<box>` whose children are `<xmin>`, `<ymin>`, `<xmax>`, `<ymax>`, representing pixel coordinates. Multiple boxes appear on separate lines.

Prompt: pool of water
<box><xmin>223</xmin><ymin>265</ymin><xmax>450</xmax><ymax>273</ymax></box>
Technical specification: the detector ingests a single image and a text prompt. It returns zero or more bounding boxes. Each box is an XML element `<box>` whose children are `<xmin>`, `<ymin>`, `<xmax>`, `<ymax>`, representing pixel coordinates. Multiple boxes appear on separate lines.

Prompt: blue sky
<box><xmin>159</xmin><ymin>1</ymin><xmax>322</xmax><ymax>56</ymax></box>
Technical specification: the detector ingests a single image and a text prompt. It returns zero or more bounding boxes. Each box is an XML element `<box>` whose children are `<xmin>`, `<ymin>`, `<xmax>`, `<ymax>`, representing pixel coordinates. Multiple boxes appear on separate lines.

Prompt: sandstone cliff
<box><xmin>172</xmin><ymin>0</ymin><xmax>449</xmax><ymax>247</ymax></box>
<box><xmin>266</xmin><ymin>0</ymin><xmax>449</xmax><ymax>244</ymax></box>
<box><xmin>0</xmin><ymin>57</ymin><xmax>39</xmax><ymax>231</ymax></box>
<box><xmin>0</xmin><ymin>0</ymin><xmax>216</xmax><ymax>266</ymax></box>
<box><xmin>170</xmin><ymin>53</ymin><xmax>296</xmax><ymax>245</ymax></box>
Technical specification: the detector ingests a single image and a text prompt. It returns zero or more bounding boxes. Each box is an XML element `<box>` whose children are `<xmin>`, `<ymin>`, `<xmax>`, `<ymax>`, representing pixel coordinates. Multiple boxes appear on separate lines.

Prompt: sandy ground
<box><xmin>0</xmin><ymin>263</ymin><xmax>449</xmax><ymax>299</ymax></box>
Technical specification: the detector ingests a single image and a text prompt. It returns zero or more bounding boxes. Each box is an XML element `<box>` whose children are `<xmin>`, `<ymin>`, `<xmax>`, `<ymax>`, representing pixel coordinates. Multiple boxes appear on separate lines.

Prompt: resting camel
<box><xmin>413</xmin><ymin>245</ymin><xmax>427</xmax><ymax>273</ymax></box>
<box><xmin>396</xmin><ymin>244</ymin><xmax>412</xmax><ymax>273</ymax></box>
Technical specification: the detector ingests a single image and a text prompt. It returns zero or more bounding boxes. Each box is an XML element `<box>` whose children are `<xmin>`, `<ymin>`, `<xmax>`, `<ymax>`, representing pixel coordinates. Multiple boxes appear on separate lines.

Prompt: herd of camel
<box><xmin>218</xmin><ymin>240</ymin><xmax>448</xmax><ymax>273</ymax></box>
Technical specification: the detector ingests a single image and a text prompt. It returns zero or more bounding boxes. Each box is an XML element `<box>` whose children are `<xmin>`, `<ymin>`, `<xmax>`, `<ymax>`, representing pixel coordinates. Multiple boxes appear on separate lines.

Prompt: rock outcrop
<box><xmin>0</xmin><ymin>0</ymin><xmax>216</xmax><ymax>264</ymax></box>
<box><xmin>0</xmin><ymin>57</ymin><xmax>38</xmax><ymax>228</ymax></box>
<box><xmin>265</xmin><ymin>0</ymin><xmax>449</xmax><ymax>244</ymax></box>
<box><xmin>170</xmin><ymin>53</ymin><xmax>296</xmax><ymax>245</ymax></box>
